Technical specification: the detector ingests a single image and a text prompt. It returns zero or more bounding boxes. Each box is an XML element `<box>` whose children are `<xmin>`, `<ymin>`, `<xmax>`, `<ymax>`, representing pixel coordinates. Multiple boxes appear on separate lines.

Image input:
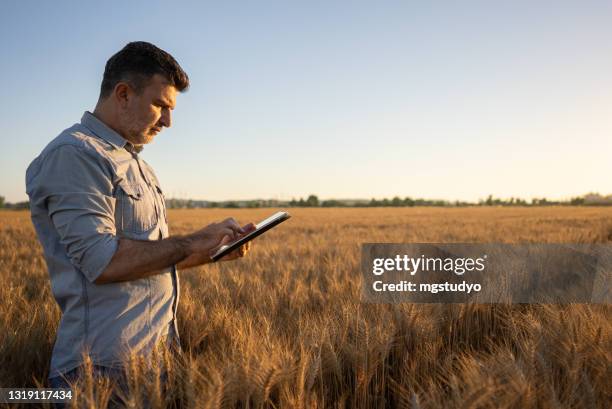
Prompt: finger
<box><xmin>224</xmin><ymin>218</ymin><xmax>245</xmax><ymax>235</ymax></box>
<box><xmin>224</xmin><ymin>246</ymin><xmax>243</xmax><ymax>260</ymax></box>
<box><xmin>242</xmin><ymin>222</ymin><xmax>256</xmax><ymax>233</ymax></box>
<box><xmin>216</xmin><ymin>234</ymin><xmax>232</xmax><ymax>248</ymax></box>
<box><xmin>220</xmin><ymin>227</ymin><xmax>238</xmax><ymax>240</ymax></box>
<box><xmin>209</xmin><ymin>235</ymin><xmax>233</xmax><ymax>260</ymax></box>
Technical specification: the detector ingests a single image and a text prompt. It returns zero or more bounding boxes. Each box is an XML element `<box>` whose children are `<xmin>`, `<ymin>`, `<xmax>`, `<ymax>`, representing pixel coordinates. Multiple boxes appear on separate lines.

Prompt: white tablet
<box><xmin>211</xmin><ymin>211</ymin><xmax>291</xmax><ymax>261</ymax></box>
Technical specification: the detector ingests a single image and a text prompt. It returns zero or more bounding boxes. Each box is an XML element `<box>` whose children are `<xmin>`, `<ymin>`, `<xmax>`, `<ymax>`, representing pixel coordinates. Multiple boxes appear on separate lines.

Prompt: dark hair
<box><xmin>99</xmin><ymin>41</ymin><xmax>189</xmax><ymax>99</ymax></box>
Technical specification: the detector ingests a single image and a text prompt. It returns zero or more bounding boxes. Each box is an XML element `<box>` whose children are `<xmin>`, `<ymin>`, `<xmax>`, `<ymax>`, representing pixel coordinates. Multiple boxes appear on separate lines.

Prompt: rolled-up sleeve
<box><xmin>32</xmin><ymin>144</ymin><xmax>118</xmax><ymax>282</ymax></box>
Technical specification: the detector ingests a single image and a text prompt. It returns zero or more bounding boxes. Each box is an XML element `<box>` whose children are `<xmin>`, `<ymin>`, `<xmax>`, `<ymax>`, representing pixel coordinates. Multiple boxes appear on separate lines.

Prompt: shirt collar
<box><xmin>80</xmin><ymin>111</ymin><xmax>143</xmax><ymax>153</ymax></box>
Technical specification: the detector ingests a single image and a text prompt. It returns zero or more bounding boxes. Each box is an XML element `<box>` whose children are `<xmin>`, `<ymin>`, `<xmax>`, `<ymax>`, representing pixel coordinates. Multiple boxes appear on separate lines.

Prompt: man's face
<box><xmin>120</xmin><ymin>74</ymin><xmax>177</xmax><ymax>146</ymax></box>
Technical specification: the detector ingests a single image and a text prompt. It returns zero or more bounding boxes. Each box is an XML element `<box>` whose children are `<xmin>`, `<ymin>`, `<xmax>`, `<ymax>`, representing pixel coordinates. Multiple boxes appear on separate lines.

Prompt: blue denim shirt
<box><xmin>26</xmin><ymin>112</ymin><xmax>180</xmax><ymax>378</ymax></box>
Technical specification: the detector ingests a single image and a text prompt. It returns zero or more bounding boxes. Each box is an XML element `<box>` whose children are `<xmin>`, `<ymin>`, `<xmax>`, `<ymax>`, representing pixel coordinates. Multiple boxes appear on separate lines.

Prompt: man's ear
<box><xmin>113</xmin><ymin>82</ymin><xmax>132</xmax><ymax>108</ymax></box>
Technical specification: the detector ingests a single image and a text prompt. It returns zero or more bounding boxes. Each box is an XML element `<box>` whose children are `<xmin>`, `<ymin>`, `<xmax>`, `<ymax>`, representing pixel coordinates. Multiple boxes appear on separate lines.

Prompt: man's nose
<box><xmin>160</xmin><ymin>109</ymin><xmax>172</xmax><ymax>128</ymax></box>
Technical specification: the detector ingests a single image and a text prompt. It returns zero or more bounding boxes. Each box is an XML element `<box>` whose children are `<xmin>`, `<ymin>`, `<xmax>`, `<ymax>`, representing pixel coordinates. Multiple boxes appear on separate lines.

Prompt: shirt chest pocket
<box><xmin>115</xmin><ymin>182</ymin><xmax>158</xmax><ymax>234</ymax></box>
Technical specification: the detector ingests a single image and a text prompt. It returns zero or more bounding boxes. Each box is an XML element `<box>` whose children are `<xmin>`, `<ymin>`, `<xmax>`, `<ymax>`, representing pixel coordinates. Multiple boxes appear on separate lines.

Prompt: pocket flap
<box><xmin>118</xmin><ymin>182</ymin><xmax>143</xmax><ymax>200</ymax></box>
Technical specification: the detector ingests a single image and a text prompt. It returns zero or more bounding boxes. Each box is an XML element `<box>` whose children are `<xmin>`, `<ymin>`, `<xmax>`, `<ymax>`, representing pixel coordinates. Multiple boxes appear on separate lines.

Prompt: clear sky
<box><xmin>1</xmin><ymin>1</ymin><xmax>611</xmax><ymax>203</ymax></box>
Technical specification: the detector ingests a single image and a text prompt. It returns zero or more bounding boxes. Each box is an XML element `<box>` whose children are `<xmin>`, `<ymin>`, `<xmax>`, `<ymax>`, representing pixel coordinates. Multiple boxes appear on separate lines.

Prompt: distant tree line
<box><xmin>167</xmin><ymin>193</ymin><xmax>612</xmax><ymax>208</ymax></box>
<box><xmin>165</xmin><ymin>198</ymin><xmax>286</xmax><ymax>209</ymax></box>
<box><xmin>0</xmin><ymin>196</ymin><xmax>30</xmax><ymax>210</ymax></box>
<box><xmin>1</xmin><ymin>193</ymin><xmax>611</xmax><ymax>211</ymax></box>
<box><xmin>286</xmin><ymin>193</ymin><xmax>612</xmax><ymax>208</ymax></box>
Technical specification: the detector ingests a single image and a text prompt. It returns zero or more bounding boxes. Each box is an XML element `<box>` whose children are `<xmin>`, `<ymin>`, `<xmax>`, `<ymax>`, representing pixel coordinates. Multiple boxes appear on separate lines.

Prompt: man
<box><xmin>25</xmin><ymin>41</ymin><xmax>254</xmax><ymax>398</ymax></box>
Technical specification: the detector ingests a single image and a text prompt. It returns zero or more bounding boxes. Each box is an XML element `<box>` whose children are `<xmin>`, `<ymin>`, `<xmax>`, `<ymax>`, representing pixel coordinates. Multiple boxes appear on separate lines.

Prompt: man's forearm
<box><xmin>95</xmin><ymin>236</ymin><xmax>192</xmax><ymax>284</ymax></box>
<box><xmin>94</xmin><ymin>217</ymin><xmax>250</xmax><ymax>284</ymax></box>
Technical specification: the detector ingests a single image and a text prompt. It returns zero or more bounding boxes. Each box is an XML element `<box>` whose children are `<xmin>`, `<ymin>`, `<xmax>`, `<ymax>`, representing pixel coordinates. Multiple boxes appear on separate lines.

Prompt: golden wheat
<box><xmin>1</xmin><ymin>207</ymin><xmax>611</xmax><ymax>408</ymax></box>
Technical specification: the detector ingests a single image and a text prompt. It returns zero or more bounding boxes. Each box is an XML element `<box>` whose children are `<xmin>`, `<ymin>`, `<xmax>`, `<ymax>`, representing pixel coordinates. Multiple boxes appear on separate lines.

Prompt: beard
<box><xmin>119</xmin><ymin>110</ymin><xmax>162</xmax><ymax>146</ymax></box>
<box><xmin>125</xmin><ymin>126</ymin><xmax>157</xmax><ymax>146</ymax></box>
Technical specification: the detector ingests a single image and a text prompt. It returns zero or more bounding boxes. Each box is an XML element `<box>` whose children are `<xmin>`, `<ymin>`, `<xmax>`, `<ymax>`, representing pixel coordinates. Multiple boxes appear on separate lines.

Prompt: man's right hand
<box><xmin>178</xmin><ymin>218</ymin><xmax>251</xmax><ymax>269</ymax></box>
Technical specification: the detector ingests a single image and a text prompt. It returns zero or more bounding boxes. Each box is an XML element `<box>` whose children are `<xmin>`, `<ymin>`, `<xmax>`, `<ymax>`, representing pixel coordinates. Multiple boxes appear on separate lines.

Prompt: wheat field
<box><xmin>0</xmin><ymin>207</ymin><xmax>611</xmax><ymax>408</ymax></box>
